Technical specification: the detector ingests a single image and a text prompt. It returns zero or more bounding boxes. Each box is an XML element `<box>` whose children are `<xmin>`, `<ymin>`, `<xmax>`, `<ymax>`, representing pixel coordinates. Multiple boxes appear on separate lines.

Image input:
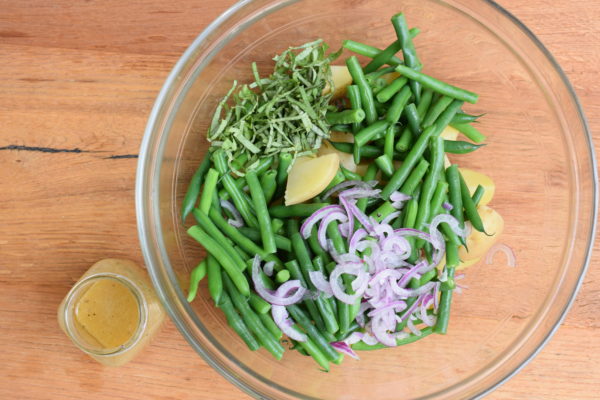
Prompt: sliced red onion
<box><xmin>396</xmin><ymin>261</ymin><xmax>427</xmax><ymax>288</ymax></box>
<box><xmin>344</xmin><ymin>200</ymin><xmax>374</xmax><ymax>232</ymax></box>
<box><xmin>390</xmin><ymin>191</ymin><xmax>411</xmax><ymax>203</ymax></box>
<box><xmin>349</xmin><ymin>228</ymin><xmax>368</xmax><ymax>254</ymax></box>
<box><xmin>317</xmin><ymin>210</ymin><xmax>348</xmax><ymax>249</ymax></box>
<box><xmin>367</xmin><ymin>300</ymin><xmax>407</xmax><ymax>317</ymax></box>
<box><xmin>442</xmin><ymin>202</ymin><xmax>453</xmax><ymax>211</ymax></box>
<box><xmin>397</xmin><ymin>294</ymin><xmax>423</xmax><ymax>323</ymax></box>
<box><xmin>330</xmin><ymin>341</ymin><xmax>360</xmax><ymax>360</ymax></box>
<box><xmin>220</xmin><ymin>199</ymin><xmax>244</xmax><ymax>228</ymax></box>
<box><xmin>420</xmin><ymin>295</ymin><xmax>436</xmax><ymax>327</ymax></box>
<box><xmin>272</xmin><ymin>305</ymin><xmax>307</xmax><ymax>342</ymax></box>
<box><xmin>430</xmin><ymin>213</ymin><xmax>466</xmax><ymax>240</ymax></box>
<box><xmin>300</xmin><ymin>204</ymin><xmax>344</xmax><ymax>239</ymax></box>
<box><xmin>371</xmin><ymin>312</ymin><xmax>398</xmax><ymax>346</ymax></box>
<box><xmin>381</xmin><ymin>211</ymin><xmax>401</xmax><ymax>226</ymax></box>
<box><xmin>344</xmin><ymin>332</ymin><xmax>364</xmax><ymax>345</ymax></box>
<box><xmin>373</xmin><ymin>222</ymin><xmax>394</xmax><ymax>240</ymax></box>
<box><xmin>407</xmin><ymin>318</ymin><xmax>422</xmax><ymax>336</ymax></box>
<box><xmin>361</xmin><ymin>332</ymin><xmax>379</xmax><ymax>345</ymax></box>
<box><xmin>263</xmin><ymin>261</ymin><xmax>275</xmax><ymax>277</ymax></box>
<box><xmin>390</xmin><ymin>281</ymin><xmax>436</xmax><ymax>298</ymax></box>
<box><xmin>321</xmin><ymin>180</ymin><xmax>376</xmax><ymax>199</ymax></box>
<box><xmin>308</xmin><ymin>271</ymin><xmax>333</xmax><ymax>297</ymax></box>
<box><xmin>251</xmin><ymin>258</ymin><xmax>306</xmax><ymax>306</ymax></box>
<box><xmin>339</xmin><ymin>195</ymin><xmax>355</xmax><ymax>240</ymax></box>
<box><xmin>485</xmin><ymin>243</ymin><xmax>517</xmax><ymax>267</ymax></box>
<box><xmin>369</xmin><ymin>269</ymin><xmax>401</xmax><ymax>285</ymax></box>
<box><xmin>339</xmin><ymin>187</ymin><xmax>381</xmax><ymax>200</ymax></box>
<box><xmin>351</xmin><ymin>272</ymin><xmax>370</xmax><ymax>291</ymax></box>
<box><xmin>433</xmin><ymin>282</ymin><xmax>440</xmax><ymax>311</ymax></box>
<box><xmin>330</xmin><ymin>264</ymin><xmax>368</xmax><ymax>304</ymax></box>
<box><xmin>302</xmin><ymin>290</ymin><xmax>320</xmax><ymax>301</ymax></box>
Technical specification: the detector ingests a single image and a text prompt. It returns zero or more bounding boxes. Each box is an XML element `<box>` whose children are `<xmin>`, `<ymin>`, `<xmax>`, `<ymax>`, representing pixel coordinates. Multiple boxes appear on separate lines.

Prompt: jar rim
<box><xmin>63</xmin><ymin>272</ymin><xmax>149</xmax><ymax>356</ymax></box>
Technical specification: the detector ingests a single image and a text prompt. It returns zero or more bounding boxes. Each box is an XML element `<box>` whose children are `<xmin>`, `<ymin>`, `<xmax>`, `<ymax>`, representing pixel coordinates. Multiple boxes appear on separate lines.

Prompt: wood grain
<box><xmin>0</xmin><ymin>0</ymin><xmax>598</xmax><ymax>399</ymax></box>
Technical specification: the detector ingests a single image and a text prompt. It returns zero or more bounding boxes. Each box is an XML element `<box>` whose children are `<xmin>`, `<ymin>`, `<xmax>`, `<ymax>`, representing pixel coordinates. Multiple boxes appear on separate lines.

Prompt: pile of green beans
<box><xmin>181</xmin><ymin>11</ymin><xmax>489</xmax><ymax>370</ymax></box>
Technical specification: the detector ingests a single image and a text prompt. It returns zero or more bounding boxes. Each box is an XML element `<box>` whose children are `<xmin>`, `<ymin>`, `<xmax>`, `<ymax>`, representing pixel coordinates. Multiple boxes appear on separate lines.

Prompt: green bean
<box><xmin>287</xmin><ymin>305</ymin><xmax>342</xmax><ymax>363</ymax></box>
<box><xmin>346</xmin><ymin>56</ymin><xmax>377</xmax><ymax>124</ymax></box>
<box><xmin>330</xmin><ymin>141</ymin><xmax>380</xmax><ymax>159</ymax></box>
<box><xmin>249</xmin><ymin>292</ymin><xmax>271</xmax><ymax>314</ymax></box>
<box><xmin>217</xmin><ymin>176</ymin><xmax>246</xmax><ymax>201</ymax></box>
<box><xmin>222</xmin><ymin>273</ymin><xmax>284</xmax><ymax>359</ymax></box>
<box><xmin>354</xmin><ymin>120</ymin><xmax>389</xmax><ymax>148</ymax></box>
<box><xmin>326</xmin><ymin>220</ymin><xmax>347</xmax><ymax>254</ymax></box>
<box><xmin>342</xmin><ymin>40</ymin><xmax>404</xmax><ymax>67</ymax></box>
<box><xmin>270</xmin><ymin>203</ymin><xmax>329</xmax><ymax>218</ymax></box>
<box><xmin>347</xmin><ymin>85</ymin><xmax>363</xmax><ymax>164</ymax></box>
<box><xmin>446</xmin><ymin>240</ymin><xmax>459</xmax><ymax>268</ymax></box>
<box><xmin>219</xmin><ymin>291</ymin><xmax>260</xmax><ymax>351</ymax></box>
<box><xmin>365</xmin><ymin>67</ymin><xmax>397</xmax><ymax>84</ymax></box>
<box><xmin>330</xmin><ymin>124</ymin><xmax>352</xmax><ymax>133</ymax></box>
<box><xmin>432</xmin><ymin>99</ymin><xmax>464</xmax><ymax>137</ymax></box>
<box><xmin>383</xmin><ymin>124</ymin><xmax>396</xmax><ymax>161</ymax></box>
<box><xmin>341</xmin><ymin>165</ymin><xmax>362</xmax><ymax>181</ymax></box>
<box><xmin>446</xmin><ymin>165</ymin><xmax>464</xmax><ymax>230</ymax></box>
<box><xmin>403</xmin><ymin>198</ymin><xmax>418</xmax><ymax>228</ymax></box>
<box><xmin>394</xmin><ymin>65</ymin><xmax>478</xmax><ymax>104</ymax></box>
<box><xmin>395</xmin><ymin>127</ymin><xmax>412</xmax><ymax>153</ymax></box>
<box><xmin>236</xmin><ymin>226</ymin><xmax>291</xmax><ymax>253</ymax></box>
<box><xmin>370</xmin><ymin>201</ymin><xmax>397</xmax><ymax>223</ymax></box>
<box><xmin>450</xmin><ymin>122</ymin><xmax>486</xmax><ymax>143</ymax></box>
<box><xmin>434</xmin><ymin>267</ymin><xmax>455</xmax><ymax>334</ymax></box>
<box><xmin>416</xmin><ymin>89</ymin><xmax>434</xmax><ymax>118</ymax></box>
<box><xmin>307</xmin><ymin>226</ymin><xmax>330</xmax><ymax>263</ymax></box>
<box><xmin>326</xmin><ymin>109</ymin><xmax>366</xmax><ymax>125</ymax></box>
<box><xmin>230</xmin><ymin>153</ymin><xmax>249</xmax><ymax>172</ymax></box>
<box><xmin>206</xmin><ymin>255</ymin><xmax>223</xmax><ymax>305</ymax></box>
<box><xmin>415</xmin><ymin>136</ymin><xmax>444</xmax><ymax>231</ymax></box>
<box><xmin>187</xmin><ymin>260</ymin><xmax>207</xmax><ymax>302</ymax></box>
<box><xmin>376</xmin><ymin>76</ymin><xmax>408</xmax><ymax>103</ymax></box>
<box><xmin>211</xmin><ymin>189</ymin><xmax>222</xmax><ymax>215</ymax></box>
<box><xmin>444</xmin><ymin>140</ymin><xmax>485</xmax><ymax>154</ymax></box>
<box><xmin>275</xmin><ymin>152</ymin><xmax>293</xmax><ymax>198</ymax></box>
<box><xmin>188</xmin><ymin>226</ymin><xmax>250</xmax><ymax>297</ymax></box>
<box><xmin>375</xmin><ymin>154</ymin><xmax>394</xmax><ymax>178</ymax></box>
<box><xmin>293</xmin><ymin>326</ymin><xmax>330</xmax><ymax>371</ymax></box>
<box><xmin>391</xmin><ymin>13</ymin><xmax>422</xmax><ymax>102</ymax></box>
<box><xmin>259</xmin><ymin>312</ymin><xmax>282</xmax><ymax>340</ymax></box>
<box><xmin>260</xmin><ymin>170</ymin><xmax>277</xmax><ymax>204</ymax></box>
<box><xmin>422</xmin><ymin>95</ymin><xmax>453</xmax><ymax>128</ymax></box>
<box><xmin>182</xmin><ymin>154</ymin><xmax>212</xmax><ymax>222</ymax></box>
<box><xmin>284</xmin><ymin>260</ymin><xmax>326</xmax><ymax>332</ymax></box>
<box><xmin>429</xmin><ymin>181</ymin><xmax>449</xmax><ymax>221</ymax></box>
<box><xmin>252</xmin><ymin>156</ymin><xmax>274</xmax><ymax>176</ymax></box>
<box><xmin>398</xmin><ymin>158</ymin><xmax>429</xmax><ymax>196</ymax></box>
<box><xmin>404</xmin><ymin>103</ymin><xmax>421</xmax><ymax>136</ymax></box>
<box><xmin>192</xmin><ymin>209</ymin><xmax>248</xmax><ymax>270</ymax></box>
<box><xmin>352</xmin><ymin>327</ymin><xmax>433</xmax><ymax>350</ymax></box>
<box><xmin>322</xmin><ymin>169</ymin><xmax>345</xmax><ymax>196</ymax></box>
<box><xmin>286</xmin><ymin>219</ymin><xmax>300</xmax><ymax>238</ymax></box>
<box><xmin>357</xmin><ymin>163</ymin><xmax>379</xmax><ymax>213</ymax></box>
<box><xmin>275</xmin><ymin>269</ymin><xmax>290</xmax><ymax>284</ymax></box>
<box><xmin>271</xmin><ymin>218</ymin><xmax>284</xmax><ymax>235</ymax></box>
<box><xmin>364</xmin><ymin>40</ymin><xmax>403</xmax><ymax>74</ymax></box>
<box><xmin>198</xmin><ymin>168</ymin><xmax>219</xmax><ymax>215</ymax></box>
<box><xmin>451</xmin><ymin>112</ymin><xmax>484</xmax><ymax>124</ymax></box>
<box><xmin>459</xmin><ymin>172</ymin><xmax>487</xmax><ymax>233</ymax></box>
<box><xmin>245</xmin><ymin>170</ymin><xmax>277</xmax><ymax>254</ymax></box>
<box><xmin>291</xmin><ymin>233</ymin><xmax>339</xmax><ymax>334</ymax></box>
<box><xmin>472</xmin><ymin>184</ymin><xmax>485</xmax><ymax>206</ymax></box>
<box><xmin>386</xmin><ymin>85</ymin><xmax>412</xmax><ymax>124</ymax></box>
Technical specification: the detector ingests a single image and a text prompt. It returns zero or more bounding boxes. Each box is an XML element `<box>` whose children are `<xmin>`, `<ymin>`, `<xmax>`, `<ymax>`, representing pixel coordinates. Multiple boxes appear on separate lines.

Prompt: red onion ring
<box><xmin>485</xmin><ymin>243</ymin><xmax>516</xmax><ymax>267</ymax></box>
<box><xmin>272</xmin><ymin>305</ymin><xmax>307</xmax><ymax>342</ymax></box>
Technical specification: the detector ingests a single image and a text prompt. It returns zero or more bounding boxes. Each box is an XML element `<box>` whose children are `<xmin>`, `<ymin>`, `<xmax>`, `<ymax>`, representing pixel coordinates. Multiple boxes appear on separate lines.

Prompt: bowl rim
<box><xmin>136</xmin><ymin>0</ymin><xmax>598</xmax><ymax>398</ymax></box>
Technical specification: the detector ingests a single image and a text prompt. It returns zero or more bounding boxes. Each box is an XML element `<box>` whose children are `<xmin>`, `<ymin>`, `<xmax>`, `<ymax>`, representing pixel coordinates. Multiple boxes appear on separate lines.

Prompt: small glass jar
<box><xmin>57</xmin><ymin>259</ymin><xmax>165</xmax><ymax>366</ymax></box>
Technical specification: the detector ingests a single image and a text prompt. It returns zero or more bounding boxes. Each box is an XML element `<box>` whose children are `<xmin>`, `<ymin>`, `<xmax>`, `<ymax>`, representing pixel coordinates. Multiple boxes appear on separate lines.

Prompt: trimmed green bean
<box><xmin>429</xmin><ymin>181</ymin><xmax>449</xmax><ymax>221</ymax></box>
<box><xmin>347</xmin><ymin>84</ymin><xmax>363</xmax><ymax>164</ymax></box>
<box><xmin>249</xmin><ymin>292</ymin><xmax>271</xmax><ymax>314</ymax></box>
<box><xmin>444</xmin><ymin>140</ymin><xmax>485</xmax><ymax>154</ymax></box>
<box><xmin>275</xmin><ymin>152</ymin><xmax>293</xmax><ymax>198</ymax></box>
<box><xmin>416</xmin><ymin>89</ymin><xmax>434</xmax><ymax>118</ymax></box>
<box><xmin>275</xmin><ymin>269</ymin><xmax>290</xmax><ymax>284</ymax></box>
<box><xmin>375</xmin><ymin>154</ymin><xmax>394</xmax><ymax>178</ymax></box>
<box><xmin>198</xmin><ymin>168</ymin><xmax>219</xmax><ymax>214</ymax></box>
<box><xmin>459</xmin><ymin>172</ymin><xmax>487</xmax><ymax>233</ymax></box>
<box><xmin>370</xmin><ymin>201</ymin><xmax>397</xmax><ymax>223</ymax></box>
<box><xmin>230</xmin><ymin>153</ymin><xmax>249</xmax><ymax>172</ymax></box>
<box><xmin>182</xmin><ymin>154</ymin><xmax>212</xmax><ymax>222</ymax></box>
<box><xmin>259</xmin><ymin>312</ymin><xmax>283</xmax><ymax>340</ymax></box>
<box><xmin>284</xmin><ymin>260</ymin><xmax>326</xmax><ymax>332</ymax></box>
<box><xmin>450</xmin><ymin>122</ymin><xmax>486</xmax><ymax>143</ymax></box>
<box><xmin>386</xmin><ymin>85</ymin><xmax>412</xmax><ymax>124</ymax></box>
<box><xmin>307</xmin><ymin>226</ymin><xmax>330</xmax><ymax>263</ymax></box>
<box><xmin>354</xmin><ymin>120</ymin><xmax>389</xmax><ymax>148</ymax></box>
<box><xmin>364</xmin><ymin>40</ymin><xmax>403</xmax><ymax>74</ymax></box>
<box><xmin>472</xmin><ymin>184</ymin><xmax>485</xmax><ymax>206</ymax></box>
<box><xmin>293</xmin><ymin>326</ymin><xmax>330</xmax><ymax>371</ymax></box>
<box><xmin>451</xmin><ymin>112</ymin><xmax>484</xmax><ymax>124</ymax></box>
<box><xmin>395</xmin><ymin>65</ymin><xmax>479</xmax><ymax>104</ymax></box>
<box><xmin>415</xmin><ymin>136</ymin><xmax>444</xmax><ymax>231</ymax></box>
<box><xmin>376</xmin><ymin>76</ymin><xmax>408</xmax><ymax>103</ymax></box>
<box><xmin>223</xmin><ymin>273</ymin><xmax>284</xmax><ymax>359</ymax></box>
<box><xmin>326</xmin><ymin>220</ymin><xmax>347</xmax><ymax>254</ymax></box>
<box><xmin>422</xmin><ymin>95</ymin><xmax>453</xmax><ymax>128</ymax></box>
<box><xmin>270</xmin><ymin>203</ymin><xmax>329</xmax><ymax>218</ymax></box>
<box><xmin>384</xmin><ymin>124</ymin><xmax>396</xmax><ymax>160</ymax></box>
<box><xmin>206</xmin><ymin>255</ymin><xmax>223</xmax><ymax>305</ymax></box>
<box><xmin>219</xmin><ymin>291</ymin><xmax>260</xmax><ymax>351</ymax></box>
<box><xmin>287</xmin><ymin>305</ymin><xmax>342</xmax><ymax>363</ymax></box>
<box><xmin>346</xmin><ymin>56</ymin><xmax>377</xmax><ymax>124</ymax></box>
<box><xmin>404</xmin><ymin>103</ymin><xmax>421</xmax><ymax>136</ymax></box>
<box><xmin>271</xmin><ymin>218</ymin><xmax>284</xmax><ymax>235</ymax></box>
<box><xmin>322</xmin><ymin>169</ymin><xmax>345</xmax><ymax>195</ymax></box>
<box><xmin>330</xmin><ymin>123</ymin><xmax>352</xmax><ymax>132</ymax></box>
<box><xmin>188</xmin><ymin>226</ymin><xmax>250</xmax><ymax>297</ymax></box>
<box><xmin>397</xmin><ymin>159</ymin><xmax>429</xmax><ymax>196</ymax></box>
<box><xmin>236</xmin><ymin>226</ymin><xmax>291</xmax><ymax>252</ymax></box>
<box><xmin>352</xmin><ymin>327</ymin><xmax>433</xmax><ymax>350</ymax></box>
<box><xmin>260</xmin><ymin>170</ymin><xmax>277</xmax><ymax>204</ymax></box>
<box><xmin>187</xmin><ymin>260</ymin><xmax>207</xmax><ymax>302</ymax></box>
<box><xmin>330</xmin><ymin>141</ymin><xmax>380</xmax><ymax>159</ymax></box>
<box><xmin>211</xmin><ymin>189</ymin><xmax>222</xmax><ymax>215</ymax></box>
<box><xmin>446</xmin><ymin>240</ymin><xmax>459</xmax><ymax>268</ymax></box>
<box><xmin>326</xmin><ymin>109</ymin><xmax>366</xmax><ymax>125</ymax></box>
<box><xmin>252</xmin><ymin>156</ymin><xmax>274</xmax><ymax>176</ymax></box>
<box><xmin>446</xmin><ymin>164</ymin><xmax>464</xmax><ymax>230</ymax></box>
<box><xmin>342</xmin><ymin>40</ymin><xmax>404</xmax><ymax>67</ymax></box>
<box><xmin>246</xmin><ymin>170</ymin><xmax>277</xmax><ymax>254</ymax></box>
<box><xmin>391</xmin><ymin>13</ymin><xmax>422</xmax><ymax>102</ymax></box>
<box><xmin>395</xmin><ymin>127</ymin><xmax>412</xmax><ymax>153</ymax></box>
<box><xmin>434</xmin><ymin>267</ymin><xmax>455</xmax><ymax>334</ymax></box>
<box><xmin>341</xmin><ymin>165</ymin><xmax>361</xmax><ymax>181</ymax></box>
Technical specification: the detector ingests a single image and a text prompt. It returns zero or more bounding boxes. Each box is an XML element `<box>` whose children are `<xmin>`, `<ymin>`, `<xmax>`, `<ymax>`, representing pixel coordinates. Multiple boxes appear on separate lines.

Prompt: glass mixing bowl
<box><xmin>136</xmin><ymin>0</ymin><xmax>597</xmax><ymax>398</ymax></box>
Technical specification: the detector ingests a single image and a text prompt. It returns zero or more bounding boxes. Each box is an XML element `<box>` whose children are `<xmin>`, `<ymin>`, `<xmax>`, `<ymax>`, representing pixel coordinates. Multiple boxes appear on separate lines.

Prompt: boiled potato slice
<box><xmin>285</xmin><ymin>153</ymin><xmax>340</xmax><ymax>205</ymax></box>
<box><xmin>440</xmin><ymin>125</ymin><xmax>459</xmax><ymax>141</ymax></box>
<box><xmin>323</xmin><ymin>66</ymin><xmax>353</xmax><ymax>100</ymax></box>
<box><xmin>458</xmin><ymin>205</ymin><xmax>504</xmax><ymax>261</ymax></box>
<box><xmin>444</xmin><ymin>155</ymin><xmax>452</xmax><ymax>169</ymax></box>
<box><xmin>459</xmin><ymin>168</ymin><xmax>495</xmax><ymax>206</ymax></box>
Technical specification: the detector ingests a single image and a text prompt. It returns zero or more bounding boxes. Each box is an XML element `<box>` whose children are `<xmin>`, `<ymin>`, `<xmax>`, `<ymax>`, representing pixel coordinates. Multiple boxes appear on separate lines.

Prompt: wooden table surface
<box><xmin>1</xmin><ymin>1</ymin><xmax>598</xmax><ymax>399</ymax></box>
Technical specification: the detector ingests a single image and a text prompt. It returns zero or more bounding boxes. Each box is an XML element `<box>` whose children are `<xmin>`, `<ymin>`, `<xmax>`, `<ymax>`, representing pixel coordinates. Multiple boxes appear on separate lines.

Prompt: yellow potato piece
<box><xmin>459</xmin><ymin>168</ymin><xmax>495</xmax><ymax>206</ymax></box>
<box><xmin>323</xmin><ymin>65</ymin><xmax>353</xmax><ymax>100</ymax></box>
<box><xmin>444</xmin><ymin>155</ymin><xmax>452</xmax><ymax>169</ymax></box>
<box><xmin>459</xmin><ymin>205</ymin><xmax>504</xmax><ymax>261</ymax></box>
<box><xmin>285</xmin><ymin>153</ymin><xmax>340</xmax><ymax>205</ymax></box>
<box><xmin>440</xmin><ymin>125</ymin><xmax>459</xmax><ymax>141</ymax></box>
